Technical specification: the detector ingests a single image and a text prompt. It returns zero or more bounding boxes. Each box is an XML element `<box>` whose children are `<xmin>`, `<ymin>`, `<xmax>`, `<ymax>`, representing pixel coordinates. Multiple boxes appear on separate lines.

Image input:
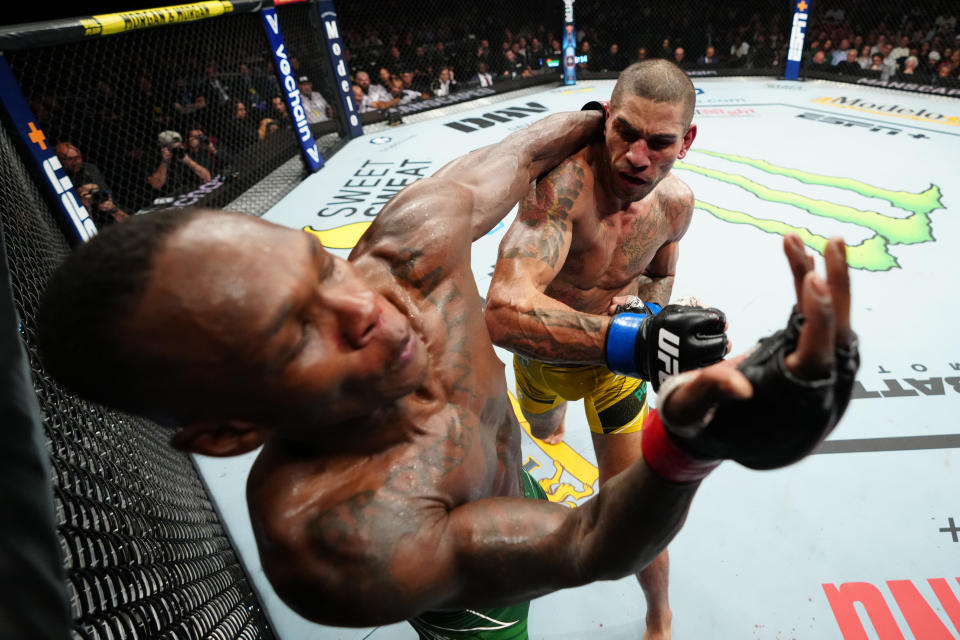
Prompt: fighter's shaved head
<box><xmin>610</xmin><ymin>59</ymin><xmax>697</xmax><ymax>127</ymax></box>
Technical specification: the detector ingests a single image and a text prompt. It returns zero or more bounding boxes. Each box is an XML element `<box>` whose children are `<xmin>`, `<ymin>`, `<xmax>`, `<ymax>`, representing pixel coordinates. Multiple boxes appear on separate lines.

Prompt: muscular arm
<box><xmin>264</xmin><ymin>452</ymin><xmax>698</xmax><ymax>627</ymax></box>
<box><xmin>354</xmin><ymin>110</ymin><xmax>603</xmax><ymax>264</ymax></box>
<box><xmin>485</xmin><ymin>158</ymin><xmax>611</xmax><ymax>364</ymax></box>
<box><xmin>430</xmin><ymin>109</ymin><xmax>603</xmax><ymax>240</ymax></box>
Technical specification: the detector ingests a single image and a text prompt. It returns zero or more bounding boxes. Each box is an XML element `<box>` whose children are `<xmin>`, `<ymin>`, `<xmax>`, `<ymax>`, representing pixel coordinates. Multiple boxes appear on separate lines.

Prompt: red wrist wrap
<box><xmin>641</xmin><ymin>409</ymin><xmax>721</xmax><ymax>484</ymax></box>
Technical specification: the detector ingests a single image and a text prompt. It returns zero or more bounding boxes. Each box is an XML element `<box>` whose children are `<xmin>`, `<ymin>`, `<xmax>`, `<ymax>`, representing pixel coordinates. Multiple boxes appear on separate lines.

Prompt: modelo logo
<box><xmin>444</xmin><ymin>102</ymin><xmax>549</xmax><ymax>133</ymax></box>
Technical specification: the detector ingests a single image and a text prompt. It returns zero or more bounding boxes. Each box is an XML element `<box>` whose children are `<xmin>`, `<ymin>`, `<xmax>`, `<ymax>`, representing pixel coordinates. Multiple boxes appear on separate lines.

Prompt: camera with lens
<box><xmin>88</xmin><ymin>188</ymin><xmax>110</xmax><ymax>205</ymax></box>
<box><xmin>170</xmin><ymin>145</ymin><xmax>186</xmax><ymax>159</ymax></box>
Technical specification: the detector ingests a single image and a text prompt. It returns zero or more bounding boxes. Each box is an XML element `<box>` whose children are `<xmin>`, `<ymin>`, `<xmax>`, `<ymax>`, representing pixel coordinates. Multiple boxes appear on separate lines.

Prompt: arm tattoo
<box><xmin>500</xmin><ymin>162</ymin><xmax>585</xmax><ymax>269</ymax></box>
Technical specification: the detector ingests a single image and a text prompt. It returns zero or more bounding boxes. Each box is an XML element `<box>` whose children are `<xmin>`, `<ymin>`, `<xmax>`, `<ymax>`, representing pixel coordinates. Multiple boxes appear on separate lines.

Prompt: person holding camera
<box><xmin>75</xmin><ymin>182</ymin><xmax>129</xmax><ymax>229</ymax></box>
<box><xmin>146</xmin><ymin>130</ymin><xmax>212</xmax><ymax>199</ymax></box>
<box><xmin>185</xmin><ymin>126</ymin><xmax>223</xmax><ymax>175</ymax></box>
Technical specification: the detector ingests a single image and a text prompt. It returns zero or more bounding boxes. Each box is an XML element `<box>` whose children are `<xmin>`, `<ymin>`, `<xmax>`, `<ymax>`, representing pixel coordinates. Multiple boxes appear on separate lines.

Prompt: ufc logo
<box><xmin>657</xmin><ymin>329</ymin><xmax>680</xmax><ymax>386</ymax></box>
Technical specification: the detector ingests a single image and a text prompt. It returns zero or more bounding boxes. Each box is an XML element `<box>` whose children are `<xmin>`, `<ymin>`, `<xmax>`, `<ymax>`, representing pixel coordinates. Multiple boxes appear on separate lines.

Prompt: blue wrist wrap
<box><xmin>606</xmin><ymin>313</ymin><xmax>647</xmax><ymax>374</ymax></box>
<box><xmin>645</xmin><ymin>302</ymin><xmax>663</xmax><ymax>315</ymax></box>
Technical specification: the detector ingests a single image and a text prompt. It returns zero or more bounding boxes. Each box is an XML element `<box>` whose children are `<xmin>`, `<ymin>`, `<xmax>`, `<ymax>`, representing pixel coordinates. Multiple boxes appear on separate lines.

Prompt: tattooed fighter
<box><xmin>38</xmin><ymin>105</ymin><xmax>858</xmax><ymax>639</ymax></box>
<box><xmin>486</xmin><ymin>60</ymin><xmax>721</xmax><ymax>639</ymax></box>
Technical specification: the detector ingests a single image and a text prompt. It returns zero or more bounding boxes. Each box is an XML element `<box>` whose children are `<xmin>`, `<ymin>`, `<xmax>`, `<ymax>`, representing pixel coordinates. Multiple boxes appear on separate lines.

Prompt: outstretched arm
<box><xmin>265</xmin><ymin>234</ymin><xmax>856</xmax><ymax>627</ymax></box>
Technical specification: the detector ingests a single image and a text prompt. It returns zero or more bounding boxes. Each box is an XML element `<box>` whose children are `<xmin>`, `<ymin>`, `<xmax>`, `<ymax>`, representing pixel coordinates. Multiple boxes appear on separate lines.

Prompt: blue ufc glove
<box><xmin>605</xmin><ymin>298</ymin><xmax>728</xmax><ymax>391</ymax></box>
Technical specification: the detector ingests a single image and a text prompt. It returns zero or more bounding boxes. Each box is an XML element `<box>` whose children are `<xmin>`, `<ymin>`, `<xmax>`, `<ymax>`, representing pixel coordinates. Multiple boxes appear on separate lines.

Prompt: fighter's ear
<box><xmin>677</xmin><ymin>123</ymin><xmax>697</xmax><ymax>159</ymax></box>
<box><xmin>170</xmin><ymin>419</ymin><xmax>268</xmax><ymax>457</ymax></box>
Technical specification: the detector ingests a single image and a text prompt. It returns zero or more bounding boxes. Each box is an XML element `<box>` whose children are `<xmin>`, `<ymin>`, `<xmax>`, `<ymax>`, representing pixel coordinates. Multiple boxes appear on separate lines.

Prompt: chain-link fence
<box><xmin>1</xmin><ymin>1</ymin><xmax>346</xmax><ymax>227</ymax></box>
<box><xmin>798</xmin><ymin>1</ymin><xmax>960</xmax><ymax>90</ymax></box>
<box><xmin>0</xmin><ymin>102</ymin><xmax>274</xmax><ymax>638</ymax></box>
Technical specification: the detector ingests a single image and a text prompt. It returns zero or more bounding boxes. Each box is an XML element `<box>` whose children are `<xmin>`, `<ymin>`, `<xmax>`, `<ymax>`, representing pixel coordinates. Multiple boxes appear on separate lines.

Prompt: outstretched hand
<box><xmin>657</xmin><ymin>234</ymin><xmax>858</xmax><ymax>469</ymax></box>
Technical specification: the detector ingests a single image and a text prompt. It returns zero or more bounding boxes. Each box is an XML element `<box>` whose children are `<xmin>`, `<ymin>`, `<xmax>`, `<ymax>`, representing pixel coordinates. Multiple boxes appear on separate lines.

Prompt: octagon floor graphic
<box><xmin>193</xmin><ymin>78</ymin><xmax>960</xmax><ymax>640</ymax></box>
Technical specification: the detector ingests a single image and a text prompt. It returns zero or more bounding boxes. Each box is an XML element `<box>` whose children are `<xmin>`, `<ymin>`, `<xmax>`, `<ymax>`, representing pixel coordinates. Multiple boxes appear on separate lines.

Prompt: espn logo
<box><xmin>657</xmin><ymin>329</ymin><xmax>680</xmax><ymax>386</ymax></box>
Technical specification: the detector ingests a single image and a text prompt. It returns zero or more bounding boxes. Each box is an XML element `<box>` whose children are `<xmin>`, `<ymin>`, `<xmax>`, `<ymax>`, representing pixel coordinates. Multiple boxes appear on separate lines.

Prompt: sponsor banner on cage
<box><xmin>0</xmin><ymin>56</ymin><xmax>96</xmax><ymax>243</ymax></box>
<box><xmin>79</xmin><ymin>1</ymin><xmax>237</xmax><ymax>37</ymax></box>
<box><xmin>316</xmin><ymin>0</ymin><xmax>363</xmax><ymax>138</ymax></box>
<box><xmin>784</xmin><ymin>0</ymin><xmax>811</xmax><ymax>80</ymax></box>
<box><xmin>262</xmin><ymin>7</ymin><xmax>323</xmax><ymax>172</ymax></box>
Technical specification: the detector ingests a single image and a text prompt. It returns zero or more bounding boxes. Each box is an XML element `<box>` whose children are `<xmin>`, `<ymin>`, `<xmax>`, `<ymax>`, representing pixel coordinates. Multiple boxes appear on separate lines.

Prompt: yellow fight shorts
<box><xmin>513</xmin><ymin>356</ymin><xmax>649</xmax><ymax>435</ymax></box>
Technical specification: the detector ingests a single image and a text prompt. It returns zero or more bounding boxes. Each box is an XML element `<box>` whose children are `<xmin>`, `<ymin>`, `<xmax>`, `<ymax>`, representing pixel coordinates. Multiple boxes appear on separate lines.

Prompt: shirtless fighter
<box><xmin>485</xmin><ymin>60</ymin><xmax>718</xmax><ymax>638</ymax></box>
<box><xmin>38</xmin><ymin>107</ymin><xmax>858</xmax><ymax>639</ymax></box>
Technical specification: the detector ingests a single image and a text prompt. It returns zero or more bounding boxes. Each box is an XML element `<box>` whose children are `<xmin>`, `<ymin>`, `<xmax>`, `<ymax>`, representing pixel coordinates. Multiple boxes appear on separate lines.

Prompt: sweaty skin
<box><xmin>486</xmin><ymin>94</ymin><xmax>697</xmax><ymax>365</ymax></box>
<box><xmin>152</xmin><ymin>111</ymin><xmax>704</xmax><ymax>627</ymax></box>
<box><xmin>484</xmin><ymin>91</ymin><xmax>698</xmax><ymax>640</ymax></box>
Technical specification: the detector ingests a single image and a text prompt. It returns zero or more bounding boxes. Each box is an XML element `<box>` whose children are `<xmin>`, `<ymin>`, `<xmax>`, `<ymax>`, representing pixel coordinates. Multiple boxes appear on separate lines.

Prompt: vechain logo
<box><xmin>813</xmin><ymin>96</ymin><xmax>959</xmax><ymax>127</ymax></box>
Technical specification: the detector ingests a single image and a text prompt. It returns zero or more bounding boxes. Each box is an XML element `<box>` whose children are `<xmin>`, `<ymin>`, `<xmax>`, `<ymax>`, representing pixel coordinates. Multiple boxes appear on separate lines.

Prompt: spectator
<box><xmin>474</xmin><ymin>61</ymin><xmax>494</xmax><ymax>87</ymax></box>
<box><xmin>577</xmin><ymin>41</ymin><xmax>593</xmax><ymax>71</ymax></box>
<box><xmin>895</xmin><ymin>56</ymin><xmax>922</xmax><ymax>81</ymax></box>
<box><xmin>657</xmin><ymin>37</ymin><xmax>673</xmax><ymax>59</ymax></box>
<box><xmin>835</xmin><ymin>49</ymin><xmax>862</xmax><ymax>75</ymax></box>
<box><xmin>604</xmin><ymin>43</ymin><xmax>628</xmax><ymax>71</ymax></box>
<box><xmin>374</xmin><ymin>67</ymin><xmax>394</xmax><ymax>100</ymax></box>
<box><xmin>931</xmin><ymin>62</ymin><xmax>959</xmax><ymax>87</ymax></box>
<box><xmin>528</xmin><ymin>37</ymin><xmax>545</xmax><ymax>70</ymax></box>
<box><xmin>267</xmin><ymin>96</ymin><xmax>293</xmax><ymax>130</ymax></box>
<box><xmin>673</xmin><ymin>46</ymin><xmax>687</xmax><ymax>68</ymax></box>
<box><xmin>889</xmin><ymin>36</ymin><xmax>911</xmax><ymax>67</ymax></box>
<box><xmin>730</xmin><ymin>36</ymin><xmax>750</xmax><ymax>65</ymax></box>
<box><xmin>171</xmin><ymin>74</ymin><xmax>207</xmax><ymax>124</ymax></box>
<box><xmin>384</xmin><ymin>46</ymin><xmax>404</xmax><ymax>76</ymax></box>
<box><xmin>806</xmin><ymin>49</ymin><xmax>831</xmax><ymax>72</ymax></box>
<box><xmin>697</xmin><ymin>45</ymin><xmax>719</xmax><ymax>66</ymax></box>
<box><xmin>502</xmin><ymin>50</ymin><xmax>527</xmax><ymax>78</ymax></box>
<box><xmin>431</xmin><ymin>66</ymin><xmax>458</xmax><ymax>96</ymax></box>
<box><xmin>410</xmin><ymin>45</ymin><xmax>432</xmax><ymax>79</ymax></box>
<box><xmin>831</xmin><ymin>38</ymin><xmax>852</xmax><ymax>65</ymax></box>
<box><xmin>388</xmin><ymin>76</ymin><xmax>421</xmax><ymax>105</ymax></box>
<box><xmin>55</xmin><ymin>142</ymin><xmax>108</xmax><ymax>191</ymax></box>
<box><xmin>864</xmin><ymin>53</ymin><xmax>887</xmax><ymax>78</ymax></box>
<box><xmin>197</xmin><ymin>61</ymin><xmax>234</xmax><ymax>114</ymax></box>
<box><xmin>146</xmin><ymin>130</ymin><xmax>212</xmax><ymax>198</ymax></box>
<box><xmin>231</xmin><ymin>62</ymin><xmax>271</xmax><ymax>111</ymax></box>
<box><xmin>352</xmin><ymin>84</ymin><xmax>374</xmax><ymax>113</ymax></box>
<box><xmin>636</xmin><ymin>46</ymin><xmax>648</xmax><ymax>62</ymax></box>
<box><xmin>76</xmin><ymin>182</ymin><xmax>129</xmax><ymax>229</ymax></box>
<box><xmin>857</xmin><ymin>45</ymin><xmax>873</xmax><ymax>69</ymax></box>
<box><xmin>431</xmin><ymin>41</ymin><xmax>451</xmax><ymax>71</ymax></box>
<box><xmin>130</xmin><ymin>72</ymin><xmax>174</xmax><ymax>134</ymax></box>
<box><xmin>298</xmin><ymin>76</ymin><xmax>331</xmax><ymax>124</ymax></box>
<box><xmin>752</xmin><ymin>34</ymin><xmax>776</xmax><ymax>68</ymax></box>
<box><xmin>224</xmin><ymin>101</ymin><xmax>259</xmax><ymax>150</ymax></box>
<box><xmin>185</xmin><ymin>126</ymin><xmax>222</xmax><ymax>175</ymax></box>
<box><xmin>355</xmin><ymin>70</ymin><xmax>390</xmax><ymax>104</ymax></box>
<box><xmin>401</xmin><ymin>72</ymin><xmax>430</xmax><ymax>99</ymax></box>
<box><xmin>257</xmin><ymin>118</ymin><xmax>281</xmax><ymax>140</ymax></box>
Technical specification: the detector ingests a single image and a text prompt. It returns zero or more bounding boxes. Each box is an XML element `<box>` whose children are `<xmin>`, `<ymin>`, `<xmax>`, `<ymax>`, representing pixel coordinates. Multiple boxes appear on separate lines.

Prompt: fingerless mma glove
<box><xmin>642</xmin><ymin>309</ymin><xmax>861</xmax><ymax>483</ymax></box>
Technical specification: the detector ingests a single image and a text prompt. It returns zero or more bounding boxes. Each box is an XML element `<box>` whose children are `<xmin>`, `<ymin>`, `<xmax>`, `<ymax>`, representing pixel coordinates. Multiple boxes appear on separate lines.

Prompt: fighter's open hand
<box><xmin>653</xmin><ymin>234</ymin><xmax>859</xmax><ymax>472</ymax></box>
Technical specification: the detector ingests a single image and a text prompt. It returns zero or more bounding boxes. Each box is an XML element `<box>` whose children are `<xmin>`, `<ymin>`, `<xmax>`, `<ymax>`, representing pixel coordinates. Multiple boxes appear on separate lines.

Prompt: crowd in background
<box><xmin>12</xmin><ymin>1</ymin><xmax>959</xmax><ymax>230</ymax></box>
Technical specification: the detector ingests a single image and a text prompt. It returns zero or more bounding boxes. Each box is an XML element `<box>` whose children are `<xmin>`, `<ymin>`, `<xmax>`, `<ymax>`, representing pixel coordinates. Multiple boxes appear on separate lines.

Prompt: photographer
<box><xmin>185</xmin><ymin>126</ymin><xmax>223</xmax><ymax>175</ymax></box>
<box><xmin>146</xmin><ymin>130</ymin><xmax>212</xmax><ymax>199</ymax></box>
<box><xmin>75</xmin><ymin>182</ymin><xmax>129</xmax><ymax>229</ymax></box>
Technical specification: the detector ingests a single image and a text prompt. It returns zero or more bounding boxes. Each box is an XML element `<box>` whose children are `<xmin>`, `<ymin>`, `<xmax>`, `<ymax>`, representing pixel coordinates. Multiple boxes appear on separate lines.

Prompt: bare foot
<box><xmin>540</xmin><ymin>422</ymin><xmax>566</xmax><ymax>445</ymax></box>
<box><xmin>643</xmin><ymin>611</ymin><xmax>672</xmax><ymax>640</ymax></box>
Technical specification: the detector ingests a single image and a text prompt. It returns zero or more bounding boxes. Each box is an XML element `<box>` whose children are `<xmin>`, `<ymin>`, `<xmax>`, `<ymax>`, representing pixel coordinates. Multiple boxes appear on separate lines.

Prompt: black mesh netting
<box><xmin>0</xmin><ymin>114</ymin><xmax>273</xmax><ymax>640</ymax></box>
<box><xmin>3</xmin><ymin>4</ymin><xmax>343</xmax><ymax>226</ymax></box>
